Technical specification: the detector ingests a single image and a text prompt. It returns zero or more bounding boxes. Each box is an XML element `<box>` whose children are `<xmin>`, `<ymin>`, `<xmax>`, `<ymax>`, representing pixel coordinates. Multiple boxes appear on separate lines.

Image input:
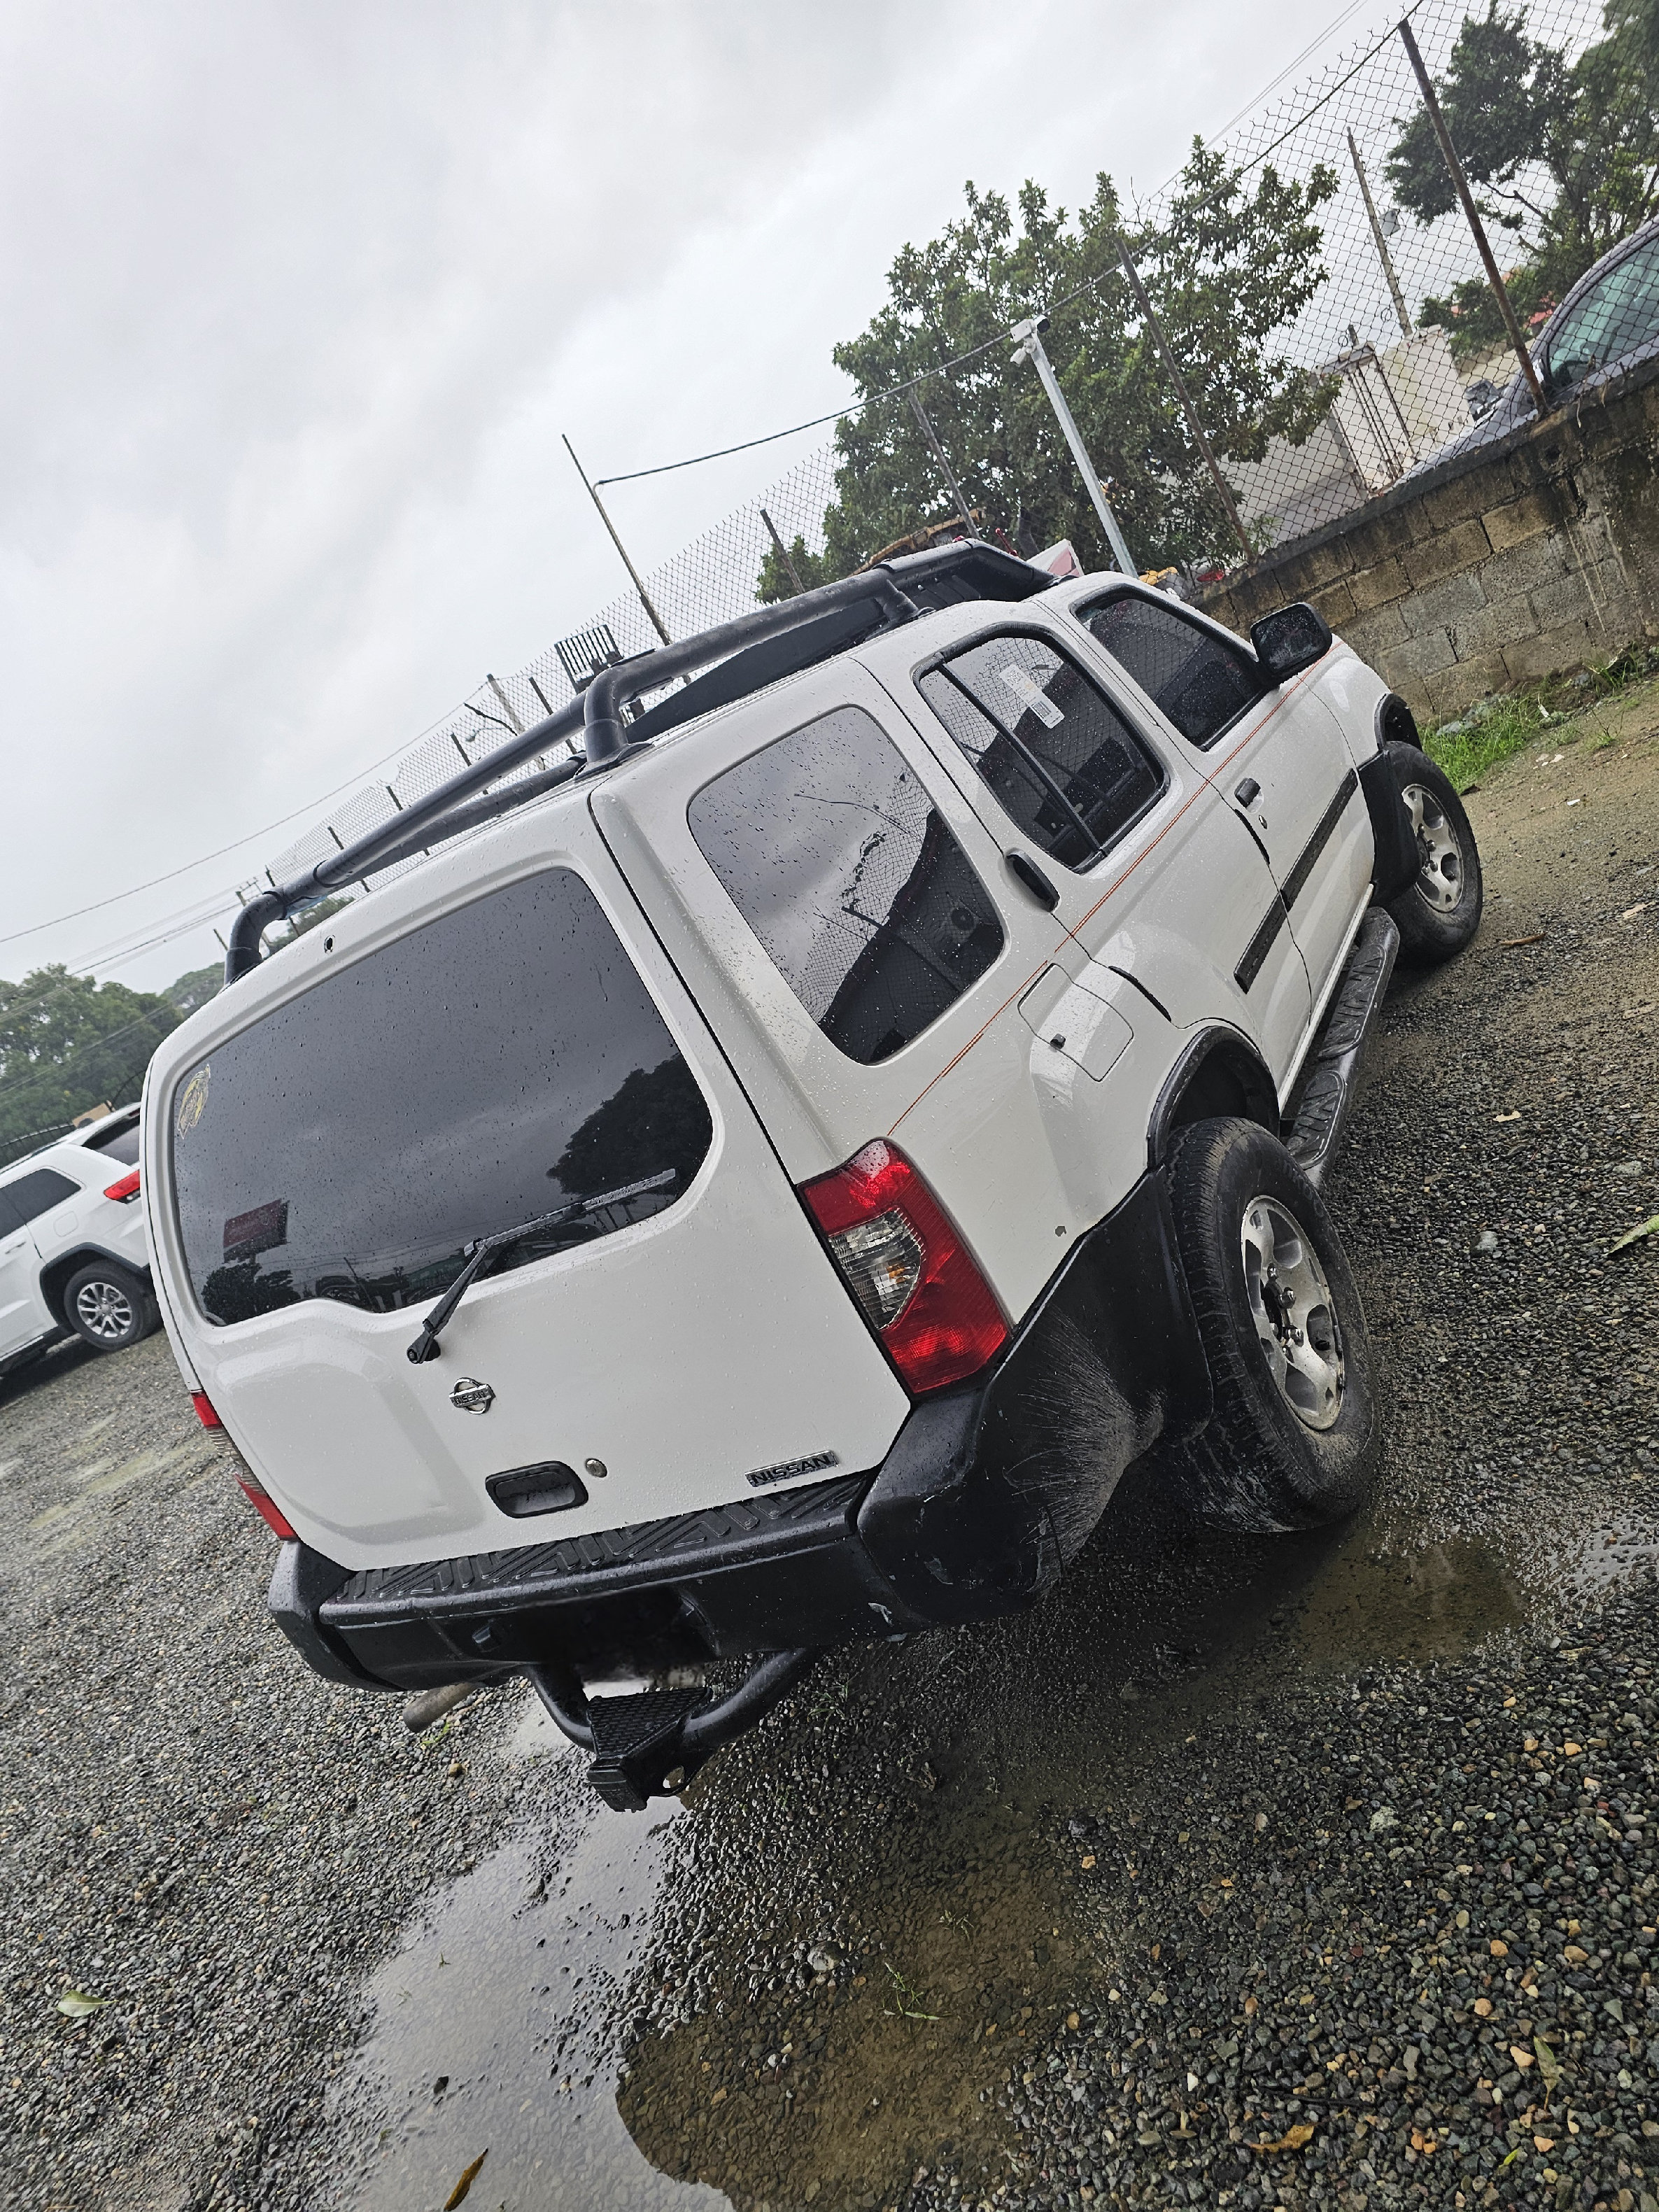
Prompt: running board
<box><xmin>528</xmin><ymin>1648</ymin><xmax>821</xmax><ymax>1811</ymax></box>
<box><xmin>1284</xmin><ymin>907</ymin><xmax>1400</xmax><ymax>1190</ymax></box>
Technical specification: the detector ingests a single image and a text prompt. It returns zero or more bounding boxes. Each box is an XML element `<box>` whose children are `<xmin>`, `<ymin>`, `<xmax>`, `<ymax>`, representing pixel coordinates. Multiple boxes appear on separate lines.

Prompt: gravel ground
<box><xmin>1</xmin><ymin>696</ymin><xmax>1656</xmax><ymax>2212</ymax></box>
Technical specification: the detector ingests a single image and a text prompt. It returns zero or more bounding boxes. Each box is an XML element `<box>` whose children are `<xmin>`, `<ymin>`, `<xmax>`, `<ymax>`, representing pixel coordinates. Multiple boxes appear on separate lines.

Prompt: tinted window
<box><xmin>87</xmin><ymin>1120</ymin><xmax>141</xmax><ymax>1164</ymax></box>
<box><xmin>1082</xmin><ymin>593</ymin><xmax>1260</xmax><ymax>747</ymax></box>
<box><xmin>170</xmin><ymin>870</ymin><xmax>712</xmax><ymax>1327</ymax></box>
<box><xmin>687</xmin><ymin>705</ymin><xmax>1004</xmax><ymax>1066</ymax></box>
<box><xmin>1</xmin><ymin>1168</ymin><xmax>80</xmax><ymax>1225</ymax></box>
<box><xmin>1546</xmin><ymin>234</ymin><xmax>1659</xmax><ymax>390</ymax></box>
<box><xmin>917</xmin><ymin>633</ymin><xmax>1165</xmax><ymax>871</ymax></box>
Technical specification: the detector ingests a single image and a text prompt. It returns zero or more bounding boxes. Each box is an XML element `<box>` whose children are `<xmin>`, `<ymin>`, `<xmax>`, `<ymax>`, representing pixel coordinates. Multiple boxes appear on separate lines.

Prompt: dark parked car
<box><xmin>1409</xmin><ymin>216</ymin><xmax>1659</xmax><ymax>474</ymax></box>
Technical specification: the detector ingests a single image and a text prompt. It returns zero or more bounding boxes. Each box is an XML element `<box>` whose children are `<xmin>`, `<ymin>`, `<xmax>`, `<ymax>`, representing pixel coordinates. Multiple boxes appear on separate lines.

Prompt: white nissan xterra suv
<box><xmin>141</xmin><ymin>543</ymin><xmax>1481</xmax><ymax>1810</ymax></box>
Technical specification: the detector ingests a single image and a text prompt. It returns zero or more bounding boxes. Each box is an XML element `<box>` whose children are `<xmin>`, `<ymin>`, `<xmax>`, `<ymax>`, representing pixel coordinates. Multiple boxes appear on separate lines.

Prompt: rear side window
<box><xmin>1080</xmin><ymin>593</ymin><xmax>1259</xmax><ymax>747</ymax></box>
<box><xmin>917</xmin><ymin>633</ymin><xmax>1165</xmax><ymax>871</ymax></box>
<box><xmin>687</xmin><ymin>705</ymin><xmax>1004</xmax><ymax>1066</ymax></box>
<box><xmin>169</xmin><ymin>870</ymin><xmax>713</xmax><ymax>1327</ymax></box>
<box><xmin>86</xmin><ymin>1120</ymin><xmax>141</xmax><ymax>1164</ymax></box>
<box><xmin>1</xmin><ymin>1167</ymin><xmax>80</xmax><ymax>1225</ymax></box>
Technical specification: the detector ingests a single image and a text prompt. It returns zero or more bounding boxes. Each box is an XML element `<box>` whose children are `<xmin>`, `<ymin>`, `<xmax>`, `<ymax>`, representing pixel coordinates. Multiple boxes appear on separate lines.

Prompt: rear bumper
<box><xmin>272</xmin><ymin>1168</ymin><xmax>1212</xmax><ymax>1693</ymax></box>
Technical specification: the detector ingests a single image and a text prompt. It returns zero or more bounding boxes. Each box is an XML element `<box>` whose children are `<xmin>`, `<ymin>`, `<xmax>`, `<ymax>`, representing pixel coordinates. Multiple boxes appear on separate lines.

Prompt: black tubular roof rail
<box><xmin>224</xmin><ymin>538</ymin><xmax>1057</xmax><ymax>985</ymax></box>
<box><xmin>580</xmin><ymin>565</ymin><xmax>917</xmax><ymax>766</ymax></box>
<box><xmin>224</xmin><ymin>699</ymin><xmax>586</xmax><ymax>982</ymax></box>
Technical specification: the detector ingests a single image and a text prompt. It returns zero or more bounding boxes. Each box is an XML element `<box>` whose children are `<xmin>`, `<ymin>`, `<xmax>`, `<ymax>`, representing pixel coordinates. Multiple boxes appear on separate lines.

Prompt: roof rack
<box><xmin>224</xmin><ymin>538</ymin><xmax>1053</xmax><ymax>984</ymax></box>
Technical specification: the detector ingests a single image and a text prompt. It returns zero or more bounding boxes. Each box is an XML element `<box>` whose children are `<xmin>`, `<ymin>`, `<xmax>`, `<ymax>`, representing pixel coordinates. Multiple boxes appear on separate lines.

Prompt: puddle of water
<box><xmin>1295</xmin><ymin>1532</ymin><xmax>1527</xmax><ymax>1663</ymax></box>
<box><xmin>1294</xmin><ymin>1508</ymin><xmax>1659</xmax><ymax>1665</ymax></box>
<box><xmin>336</xmin><ymin>1721</ymin><xmax>726</xmax><ymax>2212</ymax></box>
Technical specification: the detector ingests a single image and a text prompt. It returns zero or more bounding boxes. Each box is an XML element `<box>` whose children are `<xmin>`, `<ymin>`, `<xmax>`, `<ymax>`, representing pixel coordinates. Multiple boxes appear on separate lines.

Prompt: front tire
<box><xmin>1385</xmin><ymin>743</ymin><xmax>1482</xmax><ymax>966</ymax></box>
<box><xmin>1164</xmin><ymin>1118</ymin><xmax>1379</xmax><ymax>1533</ymax></box>
<box><xmin>63</xmin><ymin>1261</ymin><xmax>158</xmax><ymax>1353</ymax></box>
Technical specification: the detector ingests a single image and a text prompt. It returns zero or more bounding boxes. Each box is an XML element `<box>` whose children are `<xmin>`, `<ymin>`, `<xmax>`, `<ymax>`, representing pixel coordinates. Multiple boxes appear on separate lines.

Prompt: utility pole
<box><xmin>562</xmin><ymin>435</ymin><xmax>674</xmax><ymax>645</ymax></box>
<box><xmin>1009</xmin><ymin>316</ymin><xmax>1136</xmax><ymax>574</ymax></box>
<box><xmin>1347</xmin><ymin>129</ymin><xmax>1413</xmax><ymax>343</ymax></box>
<box><xmin>1113</xmin><ymin>238</ymin><xmax>1252</xmax><ymax>560</ymax></box>
<box><xmin>908</xmin><ymin>390</ymin><xmax>977</xmax><ymax>536</ymax></box>
<box><xmin>758</xmin><ymin>506</ymin><xmax>806</xmax><ymax>596</ymax></box>
<box><xmin>1399</xmin><ymin>19</ymin><xmax>1547</xmax><ymax>414</ymax></box>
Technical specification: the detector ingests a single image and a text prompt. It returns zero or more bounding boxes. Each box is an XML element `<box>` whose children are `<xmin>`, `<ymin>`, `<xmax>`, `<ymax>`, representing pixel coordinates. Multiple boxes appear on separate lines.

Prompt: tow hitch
<box><xmin>527</xmin><ymin>1648</ymin><xmax>822</xmax><ymax>1811</ymax></box>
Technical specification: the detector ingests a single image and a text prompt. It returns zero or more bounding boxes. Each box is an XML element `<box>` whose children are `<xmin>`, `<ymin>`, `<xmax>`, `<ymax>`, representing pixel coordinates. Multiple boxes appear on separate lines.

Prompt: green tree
<box><xmin>1390</xmin><ymin>2</ymin><xmax>1659</xmax><ymax>356</ymax></box>
<box><xmin>0</xmin><ymin>967</ymin><xmax>182</xmax><ymax>1162</ymax></box>
<box><xmin>757</xmin><ymin>142</ymin><xmax>1337</xmax><ymax>589</ymax></box>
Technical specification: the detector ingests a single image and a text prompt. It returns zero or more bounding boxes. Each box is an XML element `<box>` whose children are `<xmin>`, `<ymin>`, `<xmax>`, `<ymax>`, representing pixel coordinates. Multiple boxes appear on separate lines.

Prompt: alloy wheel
<box><xmin>1240</xmin><ymin>1195</ymin><xmax>1345</xmax><ymax>1432</ymax></box>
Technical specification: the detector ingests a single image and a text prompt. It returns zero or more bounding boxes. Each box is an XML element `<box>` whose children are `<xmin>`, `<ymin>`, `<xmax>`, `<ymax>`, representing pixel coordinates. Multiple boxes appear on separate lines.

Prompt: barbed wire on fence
<box><xmin>265</xmin><ymin>0</ymin><xmax>1638</xmax><ymax>902</ymax></box>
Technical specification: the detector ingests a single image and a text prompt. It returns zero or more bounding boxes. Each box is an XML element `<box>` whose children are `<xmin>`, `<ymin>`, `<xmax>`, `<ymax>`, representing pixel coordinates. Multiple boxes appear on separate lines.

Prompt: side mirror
<box><xmin>1250</xmin><ymin>602</ymin><xmax>1332</xmax><ymax>686</ymax></box>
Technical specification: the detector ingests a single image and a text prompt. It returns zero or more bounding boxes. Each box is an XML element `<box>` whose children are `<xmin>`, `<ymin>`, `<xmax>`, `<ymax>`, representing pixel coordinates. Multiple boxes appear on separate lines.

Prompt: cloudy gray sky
<box><xmin>3</xmin><ymin>0</ymin><xmax>1372</xmax><ymax>996</ymax></box>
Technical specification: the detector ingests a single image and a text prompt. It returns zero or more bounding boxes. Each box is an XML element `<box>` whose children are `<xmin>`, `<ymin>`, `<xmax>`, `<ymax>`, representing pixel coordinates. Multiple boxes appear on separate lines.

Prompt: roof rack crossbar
<box><xmin>582</xmin><ymin>565</ymin><xmax>916</xmax><ymax>766</ymax></box>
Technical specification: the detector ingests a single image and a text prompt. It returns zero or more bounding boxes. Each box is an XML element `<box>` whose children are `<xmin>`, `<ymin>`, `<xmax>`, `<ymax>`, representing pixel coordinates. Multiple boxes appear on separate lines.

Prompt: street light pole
<box><xmin>1009</xmin><ymin>316</ymin><xmax>1137</xmax><ymax>575</ymax></box>
<box><xmin>1347</xmin><ymin>129</ymin><xmax>1413</xmax><ymax>343</ymax></box>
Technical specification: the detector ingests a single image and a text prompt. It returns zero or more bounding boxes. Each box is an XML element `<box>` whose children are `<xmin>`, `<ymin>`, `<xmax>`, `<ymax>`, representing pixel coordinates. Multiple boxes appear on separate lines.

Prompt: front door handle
<box><xmin>1234</xmin><ymin>777</ymin><xmax>1262</xmax><ymax>808</ymax></box>
<box><xmin>1005</xmin><ymin>850</ymin><xmax>1060</xmax><ymax>911</ymax></box>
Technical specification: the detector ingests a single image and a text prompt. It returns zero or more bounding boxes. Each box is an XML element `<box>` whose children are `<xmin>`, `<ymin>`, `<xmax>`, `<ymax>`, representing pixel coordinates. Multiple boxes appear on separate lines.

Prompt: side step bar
<box><xmin>1285</xmin><ymin>906</ymin><xmax>1400</xmax><ymax>1189</ymax></box>
<box><xmin>528</xmin><ymin>1648</ymin><xmax>821</xmax><ymax>1811</ymax></box>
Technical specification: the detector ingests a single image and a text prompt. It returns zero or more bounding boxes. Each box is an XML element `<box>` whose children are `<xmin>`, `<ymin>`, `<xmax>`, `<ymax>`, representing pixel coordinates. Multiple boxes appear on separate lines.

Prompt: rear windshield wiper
<box><xmin>405</xmin><ymin>1170</ymin><xmax>677</xmax><ymax>1365</ymax></box>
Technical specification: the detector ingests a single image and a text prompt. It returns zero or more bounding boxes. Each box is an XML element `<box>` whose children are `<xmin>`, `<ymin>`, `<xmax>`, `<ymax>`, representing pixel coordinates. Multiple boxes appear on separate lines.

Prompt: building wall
<box><xmin>1199</xmin><ymin>349</ymin><xmax>1659</xmax><ymax>721</ymax></box>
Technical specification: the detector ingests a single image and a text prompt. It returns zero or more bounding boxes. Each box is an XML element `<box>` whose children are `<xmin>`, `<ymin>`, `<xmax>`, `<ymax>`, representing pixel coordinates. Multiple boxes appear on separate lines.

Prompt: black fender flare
<box><xmin>1361</xmin><ymin>699</ymin><xmax>1426</xmax><ymax>905</ymax></box>
<box><xmin>1147</xmin><ymin>1027</ymin><xmax>1280</xmax><ymax>1170</ymax></box>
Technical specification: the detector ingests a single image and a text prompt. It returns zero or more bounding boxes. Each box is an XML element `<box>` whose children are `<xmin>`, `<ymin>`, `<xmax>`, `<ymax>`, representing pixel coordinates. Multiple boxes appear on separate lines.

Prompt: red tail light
<box><xmin>103</xmin><ymin>1169</ymin><xmax>141</xmax><ymax>1203</ymax></box>
<box><xmin>235</xmin><ymin>1477</ymin><xmax>297</xmax><ymax>1541</ymax></box>
<box><xmin>190</xmin><ymin>1390</ymin><xmax>296</xmax><ymax>1536</ymax></box>
<box><xmin>800</xmin><ymin>1140</ymin><xmax>1007</xmax><ymax>1393</ymax></box>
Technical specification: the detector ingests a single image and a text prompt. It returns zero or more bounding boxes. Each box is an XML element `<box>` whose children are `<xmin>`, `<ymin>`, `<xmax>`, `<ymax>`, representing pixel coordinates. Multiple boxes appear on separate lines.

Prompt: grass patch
<box><xmin>1420</xmin><ymin>640</ymin><xmax>1659</xmax><ymax>789</ymax></box>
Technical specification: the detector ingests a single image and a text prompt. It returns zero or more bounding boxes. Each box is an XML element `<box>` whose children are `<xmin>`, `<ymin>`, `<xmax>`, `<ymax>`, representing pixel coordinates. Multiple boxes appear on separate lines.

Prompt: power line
<box><xmin>588</xmin><ymin>0</ymin><xmax>1413</xmax><ymax>495</ymax></box>
<box><xmin>0</xmin><ymin>732</ymin><xmax>417</xmax><ymax>950</ymax></box>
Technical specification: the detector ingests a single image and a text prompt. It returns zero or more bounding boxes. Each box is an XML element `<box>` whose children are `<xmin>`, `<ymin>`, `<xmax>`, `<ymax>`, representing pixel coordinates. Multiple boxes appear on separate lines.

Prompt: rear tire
<box><xmin>1384</xmin><ymin>744</ymin><xmax>1482</xmax><ymax>966</ymax></box>
<box><xmin>63</xmin><ymin>1262</ymin><xmax>159</xmax><ymax>1353</ymax></box>
<box><xmin>1164</xmin><ymin>1117</ymin><xmax>1379</xmax><ymax>1533</ymax></box>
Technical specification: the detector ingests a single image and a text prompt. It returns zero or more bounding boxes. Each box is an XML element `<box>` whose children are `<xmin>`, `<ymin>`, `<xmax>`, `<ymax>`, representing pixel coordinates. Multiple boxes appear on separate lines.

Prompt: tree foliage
<box><xmin>758</xmin><ymin>141</ymin><xmax>1338</xmax><ymax>593</ymax></box>
<box><xmin>0</xmin><ymin>968</ymin><xmax>183</xmax><ymax>1163</ymax></box>
<box><xmin>1390</xmin><ymin>1</ymin><xmax>1659</xmax><ymax>356</ymax></box>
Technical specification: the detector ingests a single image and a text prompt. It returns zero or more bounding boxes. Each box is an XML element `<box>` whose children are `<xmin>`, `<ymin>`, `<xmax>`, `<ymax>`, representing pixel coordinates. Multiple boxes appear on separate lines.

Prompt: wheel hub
<box><xmin>1241</xmin><ymin>1197</ymin><xmax>1344</xmax><ymax>1431</ymax></box>
<box><xmin>76</xmin><ymin>1278</ymin><xmax>134</xmax><ymax>1341</ymax></box>
<box><xmin>1402</xmin><ymin>781</ymin><xmax>1463</xmax><ymax>911</ymax></box>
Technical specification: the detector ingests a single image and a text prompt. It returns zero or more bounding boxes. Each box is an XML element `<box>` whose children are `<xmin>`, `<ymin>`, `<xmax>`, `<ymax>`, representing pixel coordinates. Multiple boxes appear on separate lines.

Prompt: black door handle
<box><xmin>1005</xmin><ymin>850</ymin><xmax>1060</xmax><ymax>910</ymax></box>
<box><xmin>1234</xmin><ymin>777</ymin><xmax>1262</xmax><ymax>808</ymax></box>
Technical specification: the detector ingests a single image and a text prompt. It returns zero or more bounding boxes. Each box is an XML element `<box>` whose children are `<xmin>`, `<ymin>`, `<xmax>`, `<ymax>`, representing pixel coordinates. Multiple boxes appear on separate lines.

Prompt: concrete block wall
<box><xmin>1199</xmin><ymin>351</ymin><xmax>1659</xmax><ymax>721</ymax></box>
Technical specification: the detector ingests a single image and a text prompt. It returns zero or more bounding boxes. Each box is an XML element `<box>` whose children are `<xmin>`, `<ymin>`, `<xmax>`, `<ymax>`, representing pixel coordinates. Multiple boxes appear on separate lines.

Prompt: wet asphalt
<box><xmin>1</xmin><ymin>702</ymin><xmax>1657</xmax><ymax>2212</ymax></box>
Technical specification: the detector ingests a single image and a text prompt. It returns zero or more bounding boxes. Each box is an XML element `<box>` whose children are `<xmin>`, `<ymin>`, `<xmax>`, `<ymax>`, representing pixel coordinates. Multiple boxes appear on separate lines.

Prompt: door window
<box><xmin>169</xmin><ymin>869</ymin><xmax>713</xmax><ymax>1327</ymax></box>
<box><xmin>1</xmin><ymin>1167</ymin><xmax>80</xmax><ymax>1225</ymax></box>
<box><xmin>687</xmin><ymin>704</ymin><xmax>1005</xmax><ymax>1066</ymax></box>
<box><xmin>916</xmin><ymin>633</ymin><xmax>1165</xmax><ymax>871</ymax></box>
<box><xmin>1546</xmin><ymin>234</ymin><xmax>1659</xmax><ymax>390</ymax></box>
<box><xmin>1079</xmin><ymin>591</ymin><xmax>1260</xmax><ymax>747</ymax></box>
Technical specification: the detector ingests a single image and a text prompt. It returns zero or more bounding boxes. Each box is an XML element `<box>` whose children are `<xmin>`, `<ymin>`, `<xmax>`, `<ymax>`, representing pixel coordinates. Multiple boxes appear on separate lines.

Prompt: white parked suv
<box><xmin>141</xmin><ymin>543</ymin><xmax>1481</xmax><ymax>1810</ymax></box>
<box><xmin>0</xmin><ymin>1105</ymin><xmax>158</xmax><ymax>1376</ymax></box>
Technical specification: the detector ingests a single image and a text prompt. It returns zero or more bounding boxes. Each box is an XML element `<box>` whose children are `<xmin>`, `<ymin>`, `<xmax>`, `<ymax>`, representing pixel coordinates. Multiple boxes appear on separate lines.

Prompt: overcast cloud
<box><xmin>2</xmin><ymin>0</ymin><xmax>1366</xmax><ymax>995</ymax></box>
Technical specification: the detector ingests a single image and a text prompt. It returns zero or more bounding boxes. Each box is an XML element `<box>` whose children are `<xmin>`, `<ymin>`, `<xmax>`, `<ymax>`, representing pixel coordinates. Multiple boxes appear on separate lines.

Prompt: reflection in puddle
<box><xmin>1295</xmin><ymin>1533</ymin><xmax>1527</xmax><ymax>1663</ymax></box>
<box><xmin>337</xmin><ymin>1720</ymin><xmax>725</xmax><ymax>2212</ymax></box>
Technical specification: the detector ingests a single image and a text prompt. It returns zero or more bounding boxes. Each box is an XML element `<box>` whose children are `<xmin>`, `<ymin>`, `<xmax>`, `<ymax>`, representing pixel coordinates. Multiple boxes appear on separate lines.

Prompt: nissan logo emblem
<box><xmin>449</xmin><ymin>1376</ymin><xmax>496</xmax><ymax>1416</ymax></box>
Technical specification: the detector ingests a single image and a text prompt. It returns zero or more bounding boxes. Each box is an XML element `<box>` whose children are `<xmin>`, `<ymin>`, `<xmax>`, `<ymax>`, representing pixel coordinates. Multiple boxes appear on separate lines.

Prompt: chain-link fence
<box><xmin>264</xmin><ymin>0</ymin><xmax>1645</xmax><ymax>899</ymax></box>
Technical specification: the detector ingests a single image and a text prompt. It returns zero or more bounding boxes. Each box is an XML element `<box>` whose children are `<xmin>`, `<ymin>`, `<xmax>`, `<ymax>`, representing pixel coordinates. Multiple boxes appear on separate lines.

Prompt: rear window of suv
<box><xmin>687</xmin><ymin>704</ymin><xmax>1005</xmax><ymax>1066</ymax></box>
<box><xmin>169</xmin><ymin>869</ymin><xmax>713</xmax><ymax>1327</ymax></box>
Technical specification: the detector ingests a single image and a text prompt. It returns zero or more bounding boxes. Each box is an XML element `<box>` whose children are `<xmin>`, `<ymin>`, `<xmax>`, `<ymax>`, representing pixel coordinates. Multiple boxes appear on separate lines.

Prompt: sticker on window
<box><xmin>997</xmin><ymin>663</ymin><xmax>1064</xmax><ymax>728</ymax></box>
<box><xmin>176</xmin><ymin>1065</ymin><xmax>211</xmax><ymax>1137</ymax></box>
